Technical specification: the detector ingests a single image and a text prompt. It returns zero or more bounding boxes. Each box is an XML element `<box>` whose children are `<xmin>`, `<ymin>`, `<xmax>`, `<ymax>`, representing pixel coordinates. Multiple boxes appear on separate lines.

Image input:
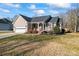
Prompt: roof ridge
<box><xmin>0</xmin><ymin>18</ymin><xmax>11</xmax><ymax>23</ymax></box>
<box><xmin>19</xmin><ymin>14</ymin><xmax>31</xmax><ymax>18</ymax></box>
<box><xmin>32</xmin><ymin>15</ymin><xmax>51</xmax><ymax>18</ymax></box>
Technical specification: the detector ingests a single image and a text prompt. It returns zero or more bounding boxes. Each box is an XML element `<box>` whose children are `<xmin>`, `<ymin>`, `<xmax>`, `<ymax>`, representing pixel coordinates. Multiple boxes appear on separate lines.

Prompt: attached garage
<box><xmin>14</xmin><ymin>27</ymin><xmax>27</xmax><ymax>33</ymax></box>
<box><xmin>13</xmin><ymin>14</ymin><xmax>31</xmax><ymax>33</ymax></box>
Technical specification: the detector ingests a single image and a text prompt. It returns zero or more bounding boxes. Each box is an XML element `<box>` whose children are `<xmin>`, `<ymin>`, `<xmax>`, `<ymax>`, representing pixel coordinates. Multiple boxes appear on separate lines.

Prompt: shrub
<box><xmin>33</xmin><ymin>30</ymin><xmax>38</xmax><ymax>33</ymax></box>
<box><xmin>61</xmin><ymin>29</ymin><xmax>65</xmax><ymax>34</ymax></box>
<box><xmin>41</xmin><ymin>31</ymin><xmax>48</xmax><ymax>35</ymax></box>
<box><xmin>64</xmin><ymin>28</ymin><xmax>71</xmax><ymax>33</ymax></box>
<box><xmin>53</xmin><ymin>26</ymin><xmax>61</xmax><ymax>34</ymax></box>
<box><xmin>28</xmin><ymin>29</ymin><xmax>33</xmax><ymax>33</ymax></box>
<box><xmin>48</xmin><ymin>31</ymin><xmax>54</xmax><ymax>35</ymax></box>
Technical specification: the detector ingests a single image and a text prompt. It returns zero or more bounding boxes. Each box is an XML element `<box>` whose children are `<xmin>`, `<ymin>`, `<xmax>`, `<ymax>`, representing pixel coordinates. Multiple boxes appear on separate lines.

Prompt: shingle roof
<box><xmin>13</xmin><ymin>14</ymin><xmax>63</xmax><ymax>24</ymax></box>
<box><xmin>0</xmin><ymin>18</ymin><xmax>11</xmax><ymax>24</ymax></box>
<box><xmin>49</xmin><ymin>17</ymin><xmax>59</xmax><ymax>23</ymax></box>
<box><xmin>19</xmin><ymin>14</ymin><xmax>31</xmax><ymax>22</ymax></box>
<box><xmin>59</xmin><ymin>18</ymin><xmax>63</xmax><ymax>23</ymax></box>
<box><xmin>49</xmin><ymin>17</ymin><xmax>62</xmax><ymax>23</ymax></box>
<box><xmin>31</xmin><ymin>15</ymin><xmax>51</xmax><ymax>22</ymax></box>
<box><xmin>13</xmin><ymin>14</ymin><xmax>31</xmax><ymax>23</ymax></box>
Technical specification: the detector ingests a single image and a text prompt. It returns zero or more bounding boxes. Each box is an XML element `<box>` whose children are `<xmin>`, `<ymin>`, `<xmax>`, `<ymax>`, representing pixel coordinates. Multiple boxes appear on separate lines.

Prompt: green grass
<box><xmin>0</xmin><ymin>34</ymin><xmax>57</xmax><ymax>42</ymax></box>
<box><xmin>0</xmin><ymin>33</ymin><xmax>79</xmax><ymax>56</ymax></box>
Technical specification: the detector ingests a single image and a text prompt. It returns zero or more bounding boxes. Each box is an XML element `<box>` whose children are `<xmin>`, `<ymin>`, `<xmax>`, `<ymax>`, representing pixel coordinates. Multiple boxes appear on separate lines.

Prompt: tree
<box><xmin>66</xmin><ymin>8</ymin><xmax>79</xmax><ymax>32</ymax></box>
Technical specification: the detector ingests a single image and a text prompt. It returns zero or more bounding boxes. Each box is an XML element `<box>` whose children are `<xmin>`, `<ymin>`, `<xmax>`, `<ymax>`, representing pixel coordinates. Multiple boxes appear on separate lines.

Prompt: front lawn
<box><xmin>0</xmin><ymin>32</ymin><xmax>9</xmax><ymax>34</ymax></box>
<box><xmin>0</xmin><ymin>33</ymin><xmax>79</xmax><ymax>56</ymax></box>
<box><xmin>0</xmin><ymin>31</ymin><xmax>12</xmax><ymax>34</ymax></box>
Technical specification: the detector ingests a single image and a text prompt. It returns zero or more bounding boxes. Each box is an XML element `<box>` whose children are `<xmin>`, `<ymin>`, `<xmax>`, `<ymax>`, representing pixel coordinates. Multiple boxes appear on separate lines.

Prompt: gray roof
<box><xmin>31</xmin><ymin>15</ymin><xmax>51</xmax><ymax>22</ymax></box>
<box><xmin>0</xmin><ymin>18</ymin><xmax>11</xmax><ymax>24</ymax></box>
<box><xmin>59</xmin><ymin>18</ymin><xmax>63</xmax><ymax>23</ymax></box>
<box><xmin>13</xmin><ymin>14</ymin><xmax>63</xmax><ymax>24</ymax></box>
<box><xmin>49</xmin><ymin>17</ymin><xmax>59</xmax><ymax>23</ymax></box>
<box><xmin>13</xmin><ymin>14</ymin><xmax>31</xmax><ymax>23</ymax></box>
<box><xmin>20</xmin><ymin>14</ymin><xmax>31</xmax><ymax>22</ymax></box>
<box><xmin>49</xmin><ymin>17</ymin><xmax>62</xmax><ymax>23</ymax></box>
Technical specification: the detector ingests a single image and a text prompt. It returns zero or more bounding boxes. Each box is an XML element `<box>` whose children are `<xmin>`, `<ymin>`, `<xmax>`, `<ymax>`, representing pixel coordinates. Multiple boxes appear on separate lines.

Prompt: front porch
<box><xmin>28</xmin><ymin>22</ymin><xmax>52</xmax><ymax>33</ymax></box>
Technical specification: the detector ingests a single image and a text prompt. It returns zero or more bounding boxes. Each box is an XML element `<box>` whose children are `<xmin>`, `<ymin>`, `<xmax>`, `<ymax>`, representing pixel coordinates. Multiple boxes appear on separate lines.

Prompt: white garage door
<box><xmin>15</xmin><ymin>27</ymin><xmax>27</xmax><ymax>33</ymax></box>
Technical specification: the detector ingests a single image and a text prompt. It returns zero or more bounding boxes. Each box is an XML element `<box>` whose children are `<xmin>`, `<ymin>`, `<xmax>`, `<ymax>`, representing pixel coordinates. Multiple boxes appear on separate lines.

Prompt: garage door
<box><xmin>15</xmin><ymin>27</ymin><xmax>27</xmax><ymax>33</ymax></box>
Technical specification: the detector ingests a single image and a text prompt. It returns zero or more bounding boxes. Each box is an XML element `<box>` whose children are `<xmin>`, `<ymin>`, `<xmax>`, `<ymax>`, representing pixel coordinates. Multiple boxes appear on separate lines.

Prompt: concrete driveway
<box><xmin>0</xmin><ymin>33</ymin><xmax>17</xmax><ymax>39</ymax></box>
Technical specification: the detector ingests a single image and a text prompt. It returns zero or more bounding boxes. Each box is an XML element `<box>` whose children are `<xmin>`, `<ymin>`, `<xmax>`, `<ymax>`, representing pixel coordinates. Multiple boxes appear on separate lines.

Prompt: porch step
<box><xmin>37</xmin><ymin>30</ymin><xmax>45</xmax><ymax>35</ymax></box>
<box><xmin>37</xmin><ymin>31</ymin><xmax>42</xmax><ymax>35</ymax></box>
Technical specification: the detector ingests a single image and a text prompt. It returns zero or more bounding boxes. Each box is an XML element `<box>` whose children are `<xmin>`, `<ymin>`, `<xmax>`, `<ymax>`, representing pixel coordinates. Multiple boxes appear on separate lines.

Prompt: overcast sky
<box><xmin>0</xmin><ymin>3</ymin><xmax>78</xmax><ymax>18</ymax></box>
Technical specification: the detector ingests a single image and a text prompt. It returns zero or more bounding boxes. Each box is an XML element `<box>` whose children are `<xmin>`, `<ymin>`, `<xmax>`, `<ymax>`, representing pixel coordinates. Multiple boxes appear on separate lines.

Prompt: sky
<box><xmin>0</xmin><ymin>3</ymin><xmax>78</xmax><ymax>18</ymax></box>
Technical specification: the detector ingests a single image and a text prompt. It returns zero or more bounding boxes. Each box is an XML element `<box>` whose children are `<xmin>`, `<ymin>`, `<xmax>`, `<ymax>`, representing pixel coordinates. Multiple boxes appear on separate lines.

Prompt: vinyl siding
<box><xmin>13</xmin><ymin>16</ymin><xmax>28</xmax><ymax>33</ymax></box>
<box><xmin>0</xmin><ymin>23</ymin><xmax>12</xmax><ymax>30</ymax></box>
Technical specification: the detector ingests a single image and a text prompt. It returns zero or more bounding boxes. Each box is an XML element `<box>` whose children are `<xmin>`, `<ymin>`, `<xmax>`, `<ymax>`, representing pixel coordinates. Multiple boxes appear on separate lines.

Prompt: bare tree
<box><xmin>66</xmin><ymin>8</ymin><xmax>79</xmax><ymax>32</ymax></box>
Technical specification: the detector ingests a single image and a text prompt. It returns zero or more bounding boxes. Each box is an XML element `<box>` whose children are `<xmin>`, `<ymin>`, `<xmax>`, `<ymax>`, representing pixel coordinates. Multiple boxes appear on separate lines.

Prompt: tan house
<box><xmin>13</xmin><ymin>14</ymin><xmax>63</xmax><ymax>33</ymax></box>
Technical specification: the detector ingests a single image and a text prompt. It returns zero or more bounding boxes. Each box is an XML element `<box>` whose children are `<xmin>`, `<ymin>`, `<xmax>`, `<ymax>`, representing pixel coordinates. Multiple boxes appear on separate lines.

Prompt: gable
<box><xmin>49</xmin><ymin>17</ymin><xmax>58</xmax><ymax>23</ymax></box>
<box><xmin>13</xmin><ymin>14</ymin><xmax>31</xmax><ymax>24</ymax></box>
<box><xmin>13</xmin><ymin>15</ymin><xmax>28</xmax><ymax>27</ymax></box>
<box><xmin>49</xmin><ymin>17</ymin><xmax>63</xmax><ymax>24</ymax></box>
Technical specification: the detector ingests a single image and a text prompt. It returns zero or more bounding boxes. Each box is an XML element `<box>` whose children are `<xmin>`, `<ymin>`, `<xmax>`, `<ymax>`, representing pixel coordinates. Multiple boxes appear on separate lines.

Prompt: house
<box><xmin>13</xmin><ymin>14</ymin><xmax>63</xmax><ymax>33</ymax></box>
<box><xmin>0</xmin><ymin>18</ymin><xmax>12</xmax><ymax>30</ymax></box>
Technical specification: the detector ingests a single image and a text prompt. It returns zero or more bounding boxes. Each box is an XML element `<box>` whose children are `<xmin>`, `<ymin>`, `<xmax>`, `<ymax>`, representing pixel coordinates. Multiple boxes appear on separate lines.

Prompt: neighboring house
<box><xmin>13</xmin><ymin>14</ymin><xmax>63</xmax><ymax>33</ymax></box>
<box><xmin>0</xmin><ymin>18</ymin><xmax>12</xmax><ymax>30</ymax></box>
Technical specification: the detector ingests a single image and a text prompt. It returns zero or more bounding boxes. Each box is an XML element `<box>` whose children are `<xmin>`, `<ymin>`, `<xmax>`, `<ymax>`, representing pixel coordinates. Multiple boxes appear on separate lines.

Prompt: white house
<box><xmin>13</xmin><ymin>14</ymin><xmax>63</xmax><ymax>33</ymax></box>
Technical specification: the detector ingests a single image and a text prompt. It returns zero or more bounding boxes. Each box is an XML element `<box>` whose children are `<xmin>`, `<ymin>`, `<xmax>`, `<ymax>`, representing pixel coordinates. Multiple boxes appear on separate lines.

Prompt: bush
<box><xmin>33</xmin><ymin>29</ymin><xmax>38</xmax><ymax>33</ymax></box>
<box><xmin>53</xmin><ymin>26</ymin><xmax>61</xmax><ymax>34</ymax></box>
<box><xmin>48</xmin><ymin>31</ymin><xmax>54</xmax><ymax>35</ymax></box>
<box><xmin>28</xmin><ymin>29</ymin><xmax>33</xmax><ymax>33</ymax></box>
<box><xmin>41</xmin><ymin>31</ymin><xmax>48</xmax><ymax>35</ymax></box>
<box><xmin>61</xmin><ymin>29</ymin><xmax>65</xmax><ymax>34</ymax></box>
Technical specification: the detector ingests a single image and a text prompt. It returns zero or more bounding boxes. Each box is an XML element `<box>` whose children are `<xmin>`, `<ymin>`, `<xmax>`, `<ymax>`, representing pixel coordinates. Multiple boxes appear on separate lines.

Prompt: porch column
<box><xmin>50</xmin><ymin>23</ymin><xmax>53</xmax><ymax>30</ymax></box>
<box><xmin>30</xmin><ymin>23</ymin><xmax>32</xmax><ymax>29</ymax></box>
<box><xmin>42</xmin><ymin>23</ymin><xmax>45</xmax><ymax>31</ymax></box>
<box><xmin>37</xmin><ymin>22</ymin><xmax>39</xmax><ymax>32</ymax></box>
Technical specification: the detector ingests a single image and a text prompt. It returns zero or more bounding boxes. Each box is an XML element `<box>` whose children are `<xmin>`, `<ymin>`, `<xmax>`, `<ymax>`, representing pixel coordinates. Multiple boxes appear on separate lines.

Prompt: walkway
<box><xmin>0</xmin><ymin>33</ymin><xmax>17</xmax><ymax>39</ymax></box>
